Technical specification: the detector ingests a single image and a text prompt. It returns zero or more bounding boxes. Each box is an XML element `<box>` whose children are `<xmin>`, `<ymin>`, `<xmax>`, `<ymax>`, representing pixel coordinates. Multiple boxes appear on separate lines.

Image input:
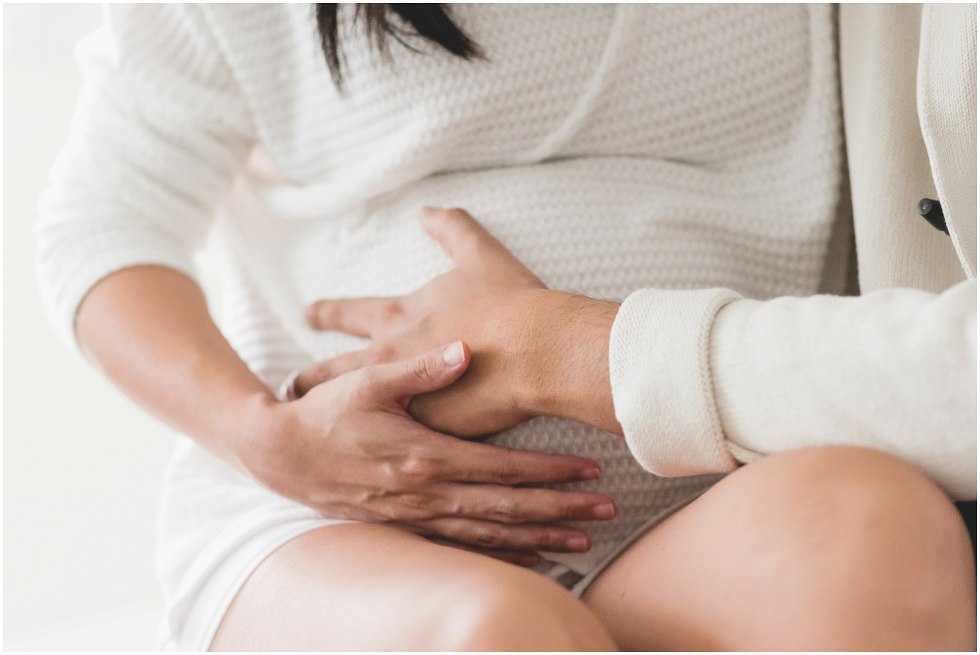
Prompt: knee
<box><xmin>730</xmin><ymin>446</ymin><xmax>975</xmax><ymax>650</ymax></box>
<box><xmin>429</xmin><ymin>567</ymin><xmax>616</xmax><ymax>651</ymax></box>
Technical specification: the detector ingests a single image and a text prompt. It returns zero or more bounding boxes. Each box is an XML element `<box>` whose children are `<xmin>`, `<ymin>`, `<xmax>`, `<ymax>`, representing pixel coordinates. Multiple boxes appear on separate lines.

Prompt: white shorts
<box><xmin>155</xmin><ymin>433</ymin><xmax>721</xmax><ymax>651</ymax></box>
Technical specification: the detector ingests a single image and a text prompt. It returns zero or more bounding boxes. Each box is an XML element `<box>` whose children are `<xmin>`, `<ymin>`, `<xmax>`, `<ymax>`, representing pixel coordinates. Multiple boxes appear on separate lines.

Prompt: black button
<box><xmin>917</xmin><ymin>197</ymin><xmax>949</xmax><ymax>235</ymax></box>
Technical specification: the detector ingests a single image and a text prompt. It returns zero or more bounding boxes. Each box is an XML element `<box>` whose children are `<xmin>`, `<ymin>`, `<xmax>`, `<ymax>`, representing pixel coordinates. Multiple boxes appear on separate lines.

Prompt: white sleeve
<box><xmin>35</xmin><ymin>4</ymin><xmax>253</xmax><ymax>356</ymax></box>
<box><xmin>609</xmin><ymin>281</ymin><xmax>977</xmax><ymax>500</ymax></box>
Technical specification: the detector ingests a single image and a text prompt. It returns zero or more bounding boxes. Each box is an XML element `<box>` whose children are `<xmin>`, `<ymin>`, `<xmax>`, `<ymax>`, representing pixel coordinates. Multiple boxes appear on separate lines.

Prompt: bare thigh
<box><xmin>210</xmin><ymin>522</ymin><xmax>617</xmax><ymax>651</ymax></box>
<box><xmin>582</xmin><ymin>446</ymin><xmax>976</xmax><ymax>651</ymax></box>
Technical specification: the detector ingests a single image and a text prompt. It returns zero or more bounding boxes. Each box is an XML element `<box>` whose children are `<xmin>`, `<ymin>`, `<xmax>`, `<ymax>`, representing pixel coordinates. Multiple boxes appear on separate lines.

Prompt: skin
<box><xmin>211</xmin><ymin>447</ymin><xmax>975</xmax><ymax>651</ymax></box>
<box><xmin>75</xmin><ymin>207</ymin><xmax>976</xmax><ymax>649</ymax></box>
<box><xmin>579</xmin><ymin>447</ymin><xmax>976</xmax><ymax>651</ymax></box>
<box><xmin>210</xmin><ymin>523</ymin><xmax>619</xmax><ymax>651</ymax></box>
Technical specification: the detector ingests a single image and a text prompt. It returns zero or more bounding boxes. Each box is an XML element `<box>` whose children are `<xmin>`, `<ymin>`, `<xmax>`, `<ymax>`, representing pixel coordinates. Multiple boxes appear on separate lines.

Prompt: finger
<box><xmin>293</xmin><ymin>348</ymin><xmax>373</xmax><ymax>397</ymax></box>
<box><xmin>381</xmin><ymin>483</ymin><xmax>614</xmax><ymax>525</ymax></box>
<box><xmin>360</xmin><ymin>341</ymin><xmax>471</xmax><ymax>403</ymax></box>
<box><xmin>435</xmin><ymin>484</ymin><xmax>617</xmax><ymax>524</ymax></box>
<box><xmin>418</xmin><ymin>206</ymin><xmax>507</xmax><ymax>263</ymax></box>
<box><xmin>436</xmin><ymin>438</ymin><xmax>603</xmax><ymax>485</ymax></box>
<box><xmin>412</xmin><ymin>517</ymin><xmax>593</xmax><ymax>553</ymax></box>
<box><xmin>425</xmin><ymin>538</ymin><xmax>541</xmax><ymax>568</ymax></box>
<box><xmin>305</xmin><ymin>296</ymin><xmax>393</xmax><ymax>336</ymax></box>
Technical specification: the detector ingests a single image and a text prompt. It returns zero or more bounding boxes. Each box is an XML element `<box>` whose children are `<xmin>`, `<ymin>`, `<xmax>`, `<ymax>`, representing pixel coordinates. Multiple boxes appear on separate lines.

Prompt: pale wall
<box><xmin>4</xmin><ymin>4</ymin><xmax>178</xmax><ymax>649</ymax></box>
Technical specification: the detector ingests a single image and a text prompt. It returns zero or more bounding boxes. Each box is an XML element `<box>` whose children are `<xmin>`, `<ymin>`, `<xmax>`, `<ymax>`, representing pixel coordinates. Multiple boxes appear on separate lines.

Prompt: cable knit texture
<box><xmin>35</xmin><ymin>5</ymin><xmax>843</xmax><ymax>649</ymax></box>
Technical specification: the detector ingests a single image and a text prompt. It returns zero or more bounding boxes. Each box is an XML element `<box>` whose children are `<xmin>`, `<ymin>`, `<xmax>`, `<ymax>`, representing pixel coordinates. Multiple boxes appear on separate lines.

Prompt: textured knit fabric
<box><xmin>35</xmin><ymin>4</ymin><xmax>843</xmax><ymax>649</ymax></box>
<box><xmin>609</xmin><ymin>4</ymin><xmax>976</xmax><ymax>498</ymax></box>
<box><xmin>916</xmin><ymin>5</ymin><xmax>977</xmax><ymax>276</ymax></box>
<box><xmin>609</xmin><ymin>288</ymin><xmax>742</xmax><ymax>475</ymax></box>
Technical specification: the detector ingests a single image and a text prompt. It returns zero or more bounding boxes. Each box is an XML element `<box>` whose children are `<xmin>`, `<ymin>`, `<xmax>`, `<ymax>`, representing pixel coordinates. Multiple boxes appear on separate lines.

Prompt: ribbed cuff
<box><xmin>608</xmin><ymin>288</ymin><xmax>741</xmax><ymax>476</ymax></box>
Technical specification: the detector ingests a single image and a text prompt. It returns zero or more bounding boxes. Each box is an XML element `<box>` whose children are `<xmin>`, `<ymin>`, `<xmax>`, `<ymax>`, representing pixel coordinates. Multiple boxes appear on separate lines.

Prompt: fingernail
<box><xmin>442</xmin><ymin>341</ymin><xmax>465</xmax><ymax>366</ymax></box>
<box><xmin>566</xmin><ymin>536</ymin><xmax>589</xmax><ymax>552</ymax></box>
<box><xmin>580</xmin><ymin>467</ymin><xmax>601</xmax><ymax>480</ymax></box>
<box><xmin>592</xmin><ymin>503</ymin><xmax>616</xmax><ymax>520</ymax></box>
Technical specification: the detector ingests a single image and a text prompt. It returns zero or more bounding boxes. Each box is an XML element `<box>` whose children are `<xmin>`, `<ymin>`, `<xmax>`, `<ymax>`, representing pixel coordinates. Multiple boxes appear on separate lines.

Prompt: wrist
<box><xmin>225</xmin><ymin>390</ymin><xmax>290</xmax><ymax>476</ymax></box>
<box><xmin>515</xmin><ymin>290</ymin><xmax>622</xmax><ymax>435</ymax></box>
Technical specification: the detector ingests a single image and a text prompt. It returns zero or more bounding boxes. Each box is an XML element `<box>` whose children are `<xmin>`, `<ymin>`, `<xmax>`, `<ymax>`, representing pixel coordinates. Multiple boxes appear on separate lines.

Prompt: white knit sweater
<box><xmin>37</xmin><ymin>2</ymin><xmax>845</xmax><ymax>615</ymax></box>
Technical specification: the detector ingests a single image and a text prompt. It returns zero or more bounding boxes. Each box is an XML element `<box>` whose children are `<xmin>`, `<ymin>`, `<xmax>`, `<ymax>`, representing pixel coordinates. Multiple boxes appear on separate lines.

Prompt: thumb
<box><xmin>366</xmin><ymin>341</ymin><xmax>471</xmax><ymax>402</ymax></box>
<box><xmin>418</xmin><ymin>206</ymin><xmax>504</xmax><ymax>263</ymax></box>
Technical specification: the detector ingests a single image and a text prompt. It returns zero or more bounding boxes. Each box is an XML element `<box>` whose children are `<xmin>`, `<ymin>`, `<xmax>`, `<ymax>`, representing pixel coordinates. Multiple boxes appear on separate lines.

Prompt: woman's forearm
<box><xmin>75</xmin><ymin>265</ymin><xmax>277</xmax><ymax>470</ymax></box>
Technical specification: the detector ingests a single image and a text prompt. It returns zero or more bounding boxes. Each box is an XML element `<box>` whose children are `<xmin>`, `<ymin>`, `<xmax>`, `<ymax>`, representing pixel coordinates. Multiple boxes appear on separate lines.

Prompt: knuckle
<box><xmin>377</xmin><ymin>299</ymin><xmax>403</xmax><ymax>324</ymax></box>
<box><xmin>444</xmin><ymin>495</ymin><xmax>464</xmax><ymax>516</ymax></box>
<box><xmin>314</xmin><ymin>360</ymin><xmax>335</xmax><ymax>381</ymax></box>
<box><xmin>397</xmin><ymin>492</ymin><xmax>432</xmax><ymax>511</ymax></box>
<box><xmin>374</xmin><ymin>507</ymin><xmax>400</xmax><ymax>523</ymax></box>
<box><xmin>352</xmin><ymin>486</ymin><xmax>383</xmax><ymax>507</ymax></box>
<box><xmin>410</xmin><ymin>356</ymin><xmax>437</xmax><ymax>384</ymax></box>
<box><xmin>377</xmin><ymin>459</ymin><xmax>399</xmax><ymax>481</ymax></box>
<box><xmin>472</xmin><ymin>524</ymin><xmax>505</xmax><ymax>548</ymax></box>
<box><xmin>528</xmin><ymin>491</ymin><xmax>578</xmax><ymax>520</ymax></box>
<box><xmin>459</xmin><ymin>230</ymin><xmax>484</xmax><ymax>253</ymax></box>
<box><xmin>547</xmin><ymin>531</ymin><xmax>572</xmax><ymax>550</ymax></box>
<box><xmin>399</xmin><ymin>455</ymin><xmax>439</xmax><ymax>483</ymax></box>
<box><xmin>371</xmin><ymin>343</ymin><xmax>397</xmax><ymax>364</ymax></box>
<box><xmin>561</xmin><ymin>501</ymin><xmax>585</xmax><ymax>520</ymax></box>
<box><xmin>350</xmin><ymin>489</ymin><xmax>398</xmax><ymax>524</ymax></box>
<box><xmin>493</xmin><ymin>496</ymin><xmax>521</xmax><ymax>521</ymax></box>
<box><xmin>349</xmin><ymin>385</ymin><xmax>374</xmax><ymax>407</ymax></box>
<box><xmin>560</xmin><ymin>502</ymin><xmax>587</xmax><ymax>521</ymax></box>
<box><xmin>491</xmin><ymin>456</ymin><xmax>522</xmax><ymax>484</ymax></box>
<box><xmin>348</xmin><ymin>369</ymin><xmax>378</xmax><ymax>404</ymax></box>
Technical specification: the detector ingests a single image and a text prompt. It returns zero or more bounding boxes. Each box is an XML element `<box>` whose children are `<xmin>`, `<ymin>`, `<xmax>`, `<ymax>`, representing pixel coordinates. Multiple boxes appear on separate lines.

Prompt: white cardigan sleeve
<box><xmin>609</xmin><ymin>280</ymin><xmax>977</xmax><ymax>500</ymax></box>
<box><xmin>35</xmin><ymin>5</ymin><xmax>253</xmax><ymax>356</ymax></box>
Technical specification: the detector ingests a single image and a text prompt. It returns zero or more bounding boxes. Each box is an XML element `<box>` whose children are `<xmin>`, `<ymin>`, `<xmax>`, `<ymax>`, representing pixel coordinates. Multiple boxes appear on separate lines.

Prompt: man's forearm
<box><xmin>518</xmin><ymin>290</ymin><xmax>624</xmax><ymax>436</ymax></box>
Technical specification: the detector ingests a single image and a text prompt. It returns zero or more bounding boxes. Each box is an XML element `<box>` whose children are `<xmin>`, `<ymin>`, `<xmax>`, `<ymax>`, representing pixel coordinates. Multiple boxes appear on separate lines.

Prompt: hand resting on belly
<box><xmin>299</xmin><ymin>206</ymin><xmax>624</xmax><ymax>438</ymax></box>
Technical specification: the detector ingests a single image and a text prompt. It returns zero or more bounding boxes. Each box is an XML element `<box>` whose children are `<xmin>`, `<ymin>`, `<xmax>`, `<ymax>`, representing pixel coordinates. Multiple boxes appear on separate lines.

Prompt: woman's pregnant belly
<box><xmin>212</xmin><ymin>155</ymin><xmax>832</xmax><ymax>572</ymax></box>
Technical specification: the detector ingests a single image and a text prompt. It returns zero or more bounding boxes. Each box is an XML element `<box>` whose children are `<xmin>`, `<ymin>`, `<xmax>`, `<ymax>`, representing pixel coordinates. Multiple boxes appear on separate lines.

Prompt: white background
<box><xmin>4</xmin><ymin>4</ymin><xmax>178</xmax><ymax>650</ymax></box>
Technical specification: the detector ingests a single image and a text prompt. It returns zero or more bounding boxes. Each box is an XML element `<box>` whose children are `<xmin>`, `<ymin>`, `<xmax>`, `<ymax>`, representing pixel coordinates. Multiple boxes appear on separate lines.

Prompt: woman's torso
<box><xmin>207</xmin><ymin>3</ymin><xmax>842</xmax><ymax>360</ymax></box>
<box><xmin>161</xmin><ymin>0</ymin><xmax>843</xmax><ymax>615</ymax></box>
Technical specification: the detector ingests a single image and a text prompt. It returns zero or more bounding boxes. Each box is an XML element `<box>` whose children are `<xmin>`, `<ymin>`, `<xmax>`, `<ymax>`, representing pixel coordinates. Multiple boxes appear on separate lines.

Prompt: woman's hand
<box><xmin>299</xmin><ymin>206</ymin><xmax>623</xmax><ymax>437</ymax></box>
<box><xmin>243</xmin><ymin>341</ymin><xmax>616</xmax><ymax>565</ymax></box>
